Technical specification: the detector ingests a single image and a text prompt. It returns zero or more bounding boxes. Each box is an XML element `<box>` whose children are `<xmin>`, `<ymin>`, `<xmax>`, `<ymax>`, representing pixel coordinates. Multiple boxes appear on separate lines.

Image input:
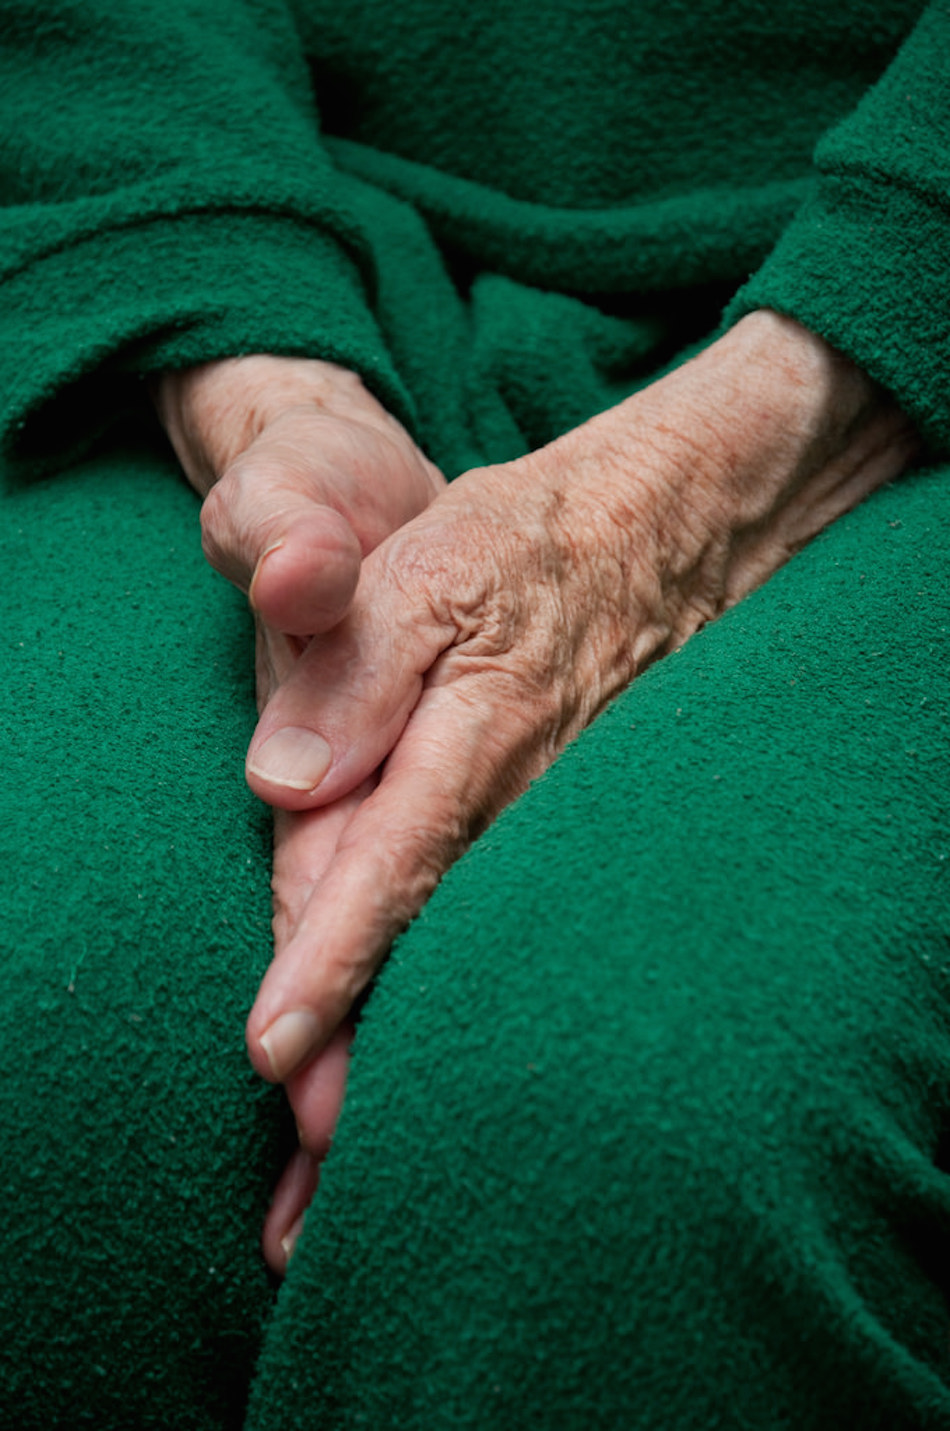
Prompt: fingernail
<box><xmin>248</xmin><ymin>541</ymin><xmax>283</xmax><ymax>610</ymax></box>
<box><xmin>259</xmin><ymin>1009</ymin><xmax>322</xmax><ymax>1081</ymax></box>
<box><xmin>280</xmin><ymin>1213</ymin><xmax>306</xmax><ymax>1267</ymax></box>
<box><xmin>247</xmin><ymin>728</ymin><xmax>332</xmax><ymax>792</ymax></box>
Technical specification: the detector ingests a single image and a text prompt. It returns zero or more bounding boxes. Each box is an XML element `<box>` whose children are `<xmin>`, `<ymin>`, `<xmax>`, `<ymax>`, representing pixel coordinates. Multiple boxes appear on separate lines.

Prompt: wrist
<box><xmin>657</xmin><ymin>310</ymin><xmax>920</xmax><ymax>621</ymax></box>
<box><xmin>542</xmin><ymin>308</ymin><xmax>920</xmax><ymax>659</ymax></box>
<box><xmin>152</xmin><ymin>355</ymin><xmax>390</xmax><ymax>496</ymax></box>
<box><xmin>703</xmin><ymin>310</ymin><xmax>917</xmax><ymax>480</ymax></box>
<box><xmin>618</xmin><ymin>308</ymin><xmax>918</xmax><ymax>529</ymax></box>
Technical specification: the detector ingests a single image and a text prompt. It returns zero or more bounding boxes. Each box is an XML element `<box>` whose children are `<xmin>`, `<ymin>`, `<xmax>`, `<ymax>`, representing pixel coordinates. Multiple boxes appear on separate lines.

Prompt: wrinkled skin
<box><xmin>155</xmin><ymin>313</ymin><xmax>919</xmax><ymax>1271</ymax></box>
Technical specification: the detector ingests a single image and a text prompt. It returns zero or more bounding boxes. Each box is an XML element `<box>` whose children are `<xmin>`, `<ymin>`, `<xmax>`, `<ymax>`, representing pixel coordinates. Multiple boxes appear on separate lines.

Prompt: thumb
<box><xmin>244</xmin><ymin>545</ymin><xmax>456</xmax><ymax>810</ymax></box>
<box><xmin>245</xmin><ymin>665</ymin><xmax>535</xmax><ymax>1082</ymax></box>
<box><xmin>201</xmin><ymin>412</ymin><xmax>365</xmax><ymax>636</ymax></box>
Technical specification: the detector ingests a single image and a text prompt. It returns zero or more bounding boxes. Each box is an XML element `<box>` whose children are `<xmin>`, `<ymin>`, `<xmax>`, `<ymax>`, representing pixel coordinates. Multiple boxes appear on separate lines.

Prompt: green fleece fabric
<box><xmin>250</xmin><ymin>466</ymin><xmax>950</xmax><ymax>1431</ymax></box>
<box><xmin>3</xmin><ymin>0</ymin><xmax>948</xmax><ymax>475</ymax></box>
<box><xmin>2</xmin><ymin>0</ymin><xmax>950</xmax><ymax>1426</ymax></box>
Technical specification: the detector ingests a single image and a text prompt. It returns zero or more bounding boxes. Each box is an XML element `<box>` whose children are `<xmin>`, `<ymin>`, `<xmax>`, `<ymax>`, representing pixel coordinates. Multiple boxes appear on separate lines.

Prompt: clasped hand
<box><xmin>156</xmin><ymin>312</ymin><xmax>917</xmax><ymax>1268</ymax></box>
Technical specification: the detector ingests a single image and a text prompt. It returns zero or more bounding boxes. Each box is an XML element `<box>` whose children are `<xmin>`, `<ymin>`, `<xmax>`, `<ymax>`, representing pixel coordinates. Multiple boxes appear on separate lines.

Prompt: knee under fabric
<box><xmin>3</xmin><ymin>442</ymin><xmax>950</xmax><ymax>1429</ymax></box>
<box><xmin>1</xmin><ymin>441</ymin><xmax>289</xmax><ymax>1429</ymax></box>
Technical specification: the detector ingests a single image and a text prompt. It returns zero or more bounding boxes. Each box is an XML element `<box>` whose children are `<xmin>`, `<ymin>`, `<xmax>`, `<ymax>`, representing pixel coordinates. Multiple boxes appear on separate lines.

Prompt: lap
<box><xmin>250</xmin><ymin>461</ymin><xmax>950</xmax><ymax>1429</ymax></box>
<box><xmin>4</xmin><ymin>440</ymin><xmax>949</xmax><ymax>1428</ymax></box>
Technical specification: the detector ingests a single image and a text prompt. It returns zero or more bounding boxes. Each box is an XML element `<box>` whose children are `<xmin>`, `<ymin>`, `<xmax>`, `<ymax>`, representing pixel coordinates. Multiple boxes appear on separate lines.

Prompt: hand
<box><xmin>154</xmin><ymin>353</ymin><xmax>445</xmax><ymax>634</ymax></box>
<box><xmin>153</xmin><ymin>355</ymin><xmax>446</xmax><ymax>1270</ymax></box>
<box><xmin>242</xmin><ymin>313</ymin><xmax>920</xmax><ymax>1086</ymax></box>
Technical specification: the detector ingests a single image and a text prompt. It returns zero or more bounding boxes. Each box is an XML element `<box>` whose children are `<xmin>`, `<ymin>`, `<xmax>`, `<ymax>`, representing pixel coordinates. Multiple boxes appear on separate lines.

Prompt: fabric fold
<box><xmin>0</xmin><ymin>208</ymin><xmax>412</xmax><ymax>478</ymax></box>
<box><xmin>726</xmin><ymin>1</ymin><xmax>950</xmax><ymax>452</ymax></box>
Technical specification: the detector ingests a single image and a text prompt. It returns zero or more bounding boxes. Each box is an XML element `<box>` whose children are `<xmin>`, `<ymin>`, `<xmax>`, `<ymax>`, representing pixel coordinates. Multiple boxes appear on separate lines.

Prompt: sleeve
<box><xmin>0</xmin><ymin>0</ymin><xmax>414</xmax><ymax>477</ymax></box>
<box><xmin>725</xmin><ymin>0</ymin><xmax>950</xmax><ymax>454</ymax></box>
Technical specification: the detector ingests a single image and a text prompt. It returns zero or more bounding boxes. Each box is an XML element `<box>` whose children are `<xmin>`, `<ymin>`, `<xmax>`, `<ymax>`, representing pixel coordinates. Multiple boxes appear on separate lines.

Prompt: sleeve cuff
<box><xmin>0</xmin><ymin>208</ymin><xmax>415</xmax><ymax>478</ymax></box>
<box><xmin>724</xmin><ymin>172</ymin><xmax>950</xmax><ymax>454</ymax></box>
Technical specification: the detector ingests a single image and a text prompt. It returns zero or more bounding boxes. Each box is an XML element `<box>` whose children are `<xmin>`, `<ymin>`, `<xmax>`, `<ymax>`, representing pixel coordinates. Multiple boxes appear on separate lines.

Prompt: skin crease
<box><xmin>155</xmin><ymin>312</ymin><xmax>920</xmax><ymax>1272</ymax></box>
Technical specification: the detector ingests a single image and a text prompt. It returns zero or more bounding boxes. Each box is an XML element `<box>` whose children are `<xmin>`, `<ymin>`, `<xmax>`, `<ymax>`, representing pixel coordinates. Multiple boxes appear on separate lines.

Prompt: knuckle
<box><xmin>200</xmin><ymin>456</ymin><xmax>293</xmax><ymax>585</ymax></box>
<box><xmin>198</xmin><ymin>478</ymin><xmax>235</xmax><ymax>572</ymax></box>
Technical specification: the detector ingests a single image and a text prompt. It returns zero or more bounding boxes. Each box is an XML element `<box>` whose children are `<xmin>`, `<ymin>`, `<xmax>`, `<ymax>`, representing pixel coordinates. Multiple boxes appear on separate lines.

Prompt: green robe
<box><xmin>2</xmin><ymin>0</ymin><xmax>949</xmax><ymax>476</ymax></box>
<box><xmin>2</xmin><ymin>2</ymin><xmax>949</xmax><ymax>1427</ymax></box>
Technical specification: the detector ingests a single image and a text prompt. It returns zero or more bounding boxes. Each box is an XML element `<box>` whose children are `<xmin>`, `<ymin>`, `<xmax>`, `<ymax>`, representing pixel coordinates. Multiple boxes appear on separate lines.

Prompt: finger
<box><xmin>261</xmin><ymin>1016</ymin><xmax>354</xmax><ymax>1272</ymax></box>
<box><xmin>200</xmin><ymin>419</ymin><xmax>363</xmax><ymax>635</ymax></box>
<box><xmin>270</xmin><ymin>779</ymin><xmax>377</xmax><ymax>950</ymax></box>
<box><xmin>247</xmin><ymin>672</ymin><xmax>536</xmax><ymax>1082</ymax></box>
<box><xmin>247</xmin><ymin>507</ymin><xmax>361</xmax><ymax>635</ymax></box>
<box><xmin>245</xmin><ymin>564</ymin><xmax>454</xmax><ymax>810</ymax></box>
<box><xmin>285</xmin><ymin>1019</ymin><xmax>353</xmax><ymax>1154</ymax></box>
<box><xmin>261</xmin><ymin>1146</ymin><xmax>321</xmax><ymax>1274</ymax></box>
<box><xmin>255</xmin><ymin>620</ymin><xmax>305</xmax><ymax>712</ymax></box>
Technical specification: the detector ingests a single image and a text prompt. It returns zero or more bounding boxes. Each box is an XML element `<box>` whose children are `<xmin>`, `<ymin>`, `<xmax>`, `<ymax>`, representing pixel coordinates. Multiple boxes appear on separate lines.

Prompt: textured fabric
<box><xmin>248</xmin><ymin>462</ymin><xmax>950</xmax><ymax>1430</ymax></box>
<box><xmin>3</xmin><ymin>0</ymin><xmax>950</xmax><ymax>1426</ymax></box>
<box><xmin>727</xmin><ymin>0</ymin><xmax>950</xmax><ymax>451</ymax></box>
<box><xmin>0</xmin><ymin>0</ymin><xmax>944</xmax><ymax>478</ymax></box>
<box><xmin>1</xmin><ymin>440</ymin><xmax>286</xmax><ymax>1429</ymax></box>
<box><xmin>4</xmin><ymin>441</ymin><xmax>949</xmax><ymax>1429</ymax></box>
